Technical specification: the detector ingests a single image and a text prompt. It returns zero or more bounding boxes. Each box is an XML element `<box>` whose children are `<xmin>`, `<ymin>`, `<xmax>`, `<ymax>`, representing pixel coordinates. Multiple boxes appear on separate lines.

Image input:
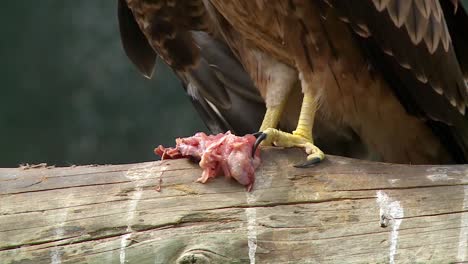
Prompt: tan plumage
<box><xmin>119</xmin><ymin>0</ymin><xmax>468</xmax><ymax>164</ymax></box>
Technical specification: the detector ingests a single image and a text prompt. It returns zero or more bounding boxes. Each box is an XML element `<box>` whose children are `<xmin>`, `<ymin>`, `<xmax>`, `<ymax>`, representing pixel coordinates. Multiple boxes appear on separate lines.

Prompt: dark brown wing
<box><xmin>442</xmin><ymin>0</ymin><xmax>468</xmax><ymax>81</ymax></box>
<box><xmin>179</xmin><ymin>32</ymin><xmax>265</xmax><ymax>135</ymax></box>
<box><xmin>123</xmin><ymin>0</ymin><xmax>209</xmax><ymax>72</ymax></box>
<box><xmin>118</xmin><ymin>0</ymin><xmax>265</xmax><ymax>135</ymax></box>
<box><xmin>327</xmin><ymin>0</ymin><xmax>468</xmax><ymax>161</ymax></box>
<box><xmin>118</xmin><ymin>0</ymin><xmax>156</xmax><ymax>78</ymax></box>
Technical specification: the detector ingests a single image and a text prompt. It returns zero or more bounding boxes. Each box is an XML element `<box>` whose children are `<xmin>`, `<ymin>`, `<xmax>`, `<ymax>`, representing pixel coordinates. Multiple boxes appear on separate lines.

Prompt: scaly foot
<box><xmin>253</xmin><ymin>128</ymin><xmax>325</xmax><ymax>168</ymax></box>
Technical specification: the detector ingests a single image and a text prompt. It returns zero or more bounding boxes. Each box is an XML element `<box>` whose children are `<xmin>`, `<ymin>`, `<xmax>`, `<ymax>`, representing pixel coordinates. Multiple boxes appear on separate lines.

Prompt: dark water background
<box><xmin>0</xmin><ymin>2</ymin><xmax>206</xmax><ymax>167</ymax></box>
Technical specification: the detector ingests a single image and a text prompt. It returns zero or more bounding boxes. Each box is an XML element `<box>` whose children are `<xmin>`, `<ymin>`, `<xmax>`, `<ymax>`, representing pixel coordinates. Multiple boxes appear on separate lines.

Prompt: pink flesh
<box><xmin>155</xmin><ymin>131</ymin><xmax>261</xmax><ymax>191</ymax></box>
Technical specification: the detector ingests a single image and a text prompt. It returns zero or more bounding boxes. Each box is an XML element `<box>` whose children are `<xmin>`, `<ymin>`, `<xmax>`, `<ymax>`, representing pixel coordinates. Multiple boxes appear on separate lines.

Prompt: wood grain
<box><xmin>0</xmin><ymin>148</ymin><xmax>467</xmax><ymax>263</ymax></box>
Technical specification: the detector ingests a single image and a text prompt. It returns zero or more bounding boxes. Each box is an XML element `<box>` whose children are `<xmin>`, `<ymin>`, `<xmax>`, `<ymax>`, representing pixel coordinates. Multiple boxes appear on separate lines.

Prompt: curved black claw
<box><xmin>294</xmin><ymin>157</ymin><xmax>323</xmax><ymax>168</ymax></box>
<box><xmin>252</xmin><ymin>132</ymin><xmax>263</xmax><ymax>138</ymax></box>
<box><xmin>252</xmin><ymin>132</ymin><xmax>267</xmax><ymax>157</ymax></box>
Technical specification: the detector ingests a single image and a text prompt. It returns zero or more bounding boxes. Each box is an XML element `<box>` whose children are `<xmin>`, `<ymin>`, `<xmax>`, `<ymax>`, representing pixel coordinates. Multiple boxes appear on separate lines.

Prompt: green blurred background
<box><xmin>0</xmin><ymin>2</ymin><xmax>206</xmax><ymax>167</ymax></box>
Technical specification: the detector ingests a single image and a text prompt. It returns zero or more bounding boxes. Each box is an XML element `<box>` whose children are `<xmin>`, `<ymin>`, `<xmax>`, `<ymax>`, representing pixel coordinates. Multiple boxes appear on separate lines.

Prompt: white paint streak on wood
<box><xmin>245</xmin><ymin>208</ymin><xmax>257</xmax><ymax>264</ymax></box>
<box><xmin>427</xmin><ymin>174</ymin><xmax>454</xmax><ymax>182</ymax></box>
<box><xmin>457</xmin><ymin>185</ymin><xmax>468</xmax><ymax>262</ymax></box>
<box><xmin>120</xmin><ymin>233</ymin><xmax>132</xmax><ymax>264</ymax></box>
<box><xmin>119</xmin><ymin>164</ymin><xmax>158</xmax><ymax>264</ymax></box>
<box><xmin>50</xmin><ymin>228</ymin><xmax>64</xmax><ymax>264</ymax></box>
<box><xmin>49</xmin><ymin>193</ymin><xmax>71</xmax><ymax>264</ymax></box>
<box><xmin>243</xmin><ymin>163</ymin><xmax>273</xmax><ymax>264</ymax></box>
<box><xmin>335</xmin><ymin>159</ymin><xmax>350</xmax><ymax>165</ymax></box>
<box><xmin>125</xmin><ymin>189</ymin><xmax>143</xmax><ymax>226</ymax></box>
<box><xmin>388</xmin><ymin>179</ymin><xmax>400</xmax><ymax>185</ymax></box>
<box><xmin>376</xmin><ymin>191</ymin><xmax>404</xmax><ymax>264</ymax></box>
<box><xmin>245</xmin><ymin>188</ymin><xmax>258</xmax><ymax>264</ymax></box>
<box><xmin>426</xmin><ymin>167</ymin><xmax>455</xmax><ymax>182</ymax></box>
<box><xmin>119</xmin><ymin>188</ymin><xmax>142</xmax><ymax>264</ymax></box>
<box><xmin>50</xmin><ymin>249</ymin><xmax>61</xmax><ymax>264</ymax></box>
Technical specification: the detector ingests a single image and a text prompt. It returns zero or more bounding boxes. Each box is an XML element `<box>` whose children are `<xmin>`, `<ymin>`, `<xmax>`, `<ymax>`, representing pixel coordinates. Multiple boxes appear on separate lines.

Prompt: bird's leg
<box><xmin>253</xmin><ymin>89</ymin><xmax>325</xmax><ymax>167</ymax></box>
<box><xmin>248</xmin><ymin>52</ymin><xmax>323</xmax><ymax>166</ymax></box>
<box><xmin>291</xmin><ymin>89</ymin><xmax>325</xmax><ymax>167</ymax></box>
<box><xmin>252</xmin><ymin>101</ymin><xmax>285</xmax><ymax>153</ymax></box>
<box><xmin>259</xmin><ymin>100</ymin><xmax>286</xmax><ymax>134</ymax></box>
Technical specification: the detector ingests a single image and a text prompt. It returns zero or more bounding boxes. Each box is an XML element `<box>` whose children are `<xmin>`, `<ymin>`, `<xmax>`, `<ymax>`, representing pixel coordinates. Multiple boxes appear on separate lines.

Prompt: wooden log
<box><xmin>0</xmin><ymin>148</ymin><xmax>467</xmax><ymax>264</ymax></box>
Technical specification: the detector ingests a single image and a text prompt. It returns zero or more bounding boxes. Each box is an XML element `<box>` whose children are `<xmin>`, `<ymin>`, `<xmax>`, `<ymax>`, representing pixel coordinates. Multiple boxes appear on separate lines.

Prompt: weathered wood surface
<box><xmin>0</xmin><ymin>148</ymin><xmax>467</xmax><ymax>264</ymax></box>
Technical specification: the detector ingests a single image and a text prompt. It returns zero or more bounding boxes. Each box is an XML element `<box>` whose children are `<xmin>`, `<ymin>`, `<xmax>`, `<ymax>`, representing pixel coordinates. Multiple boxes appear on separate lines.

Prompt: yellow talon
<box><xmin>258</xmin><ymin>128</ymin><xmax>325</xmax><ymax>164</ymax></box>
<box><xmin>254</xmin><ymin>85</ymin><xmax>325</xmax><ymax>167</ymax></box>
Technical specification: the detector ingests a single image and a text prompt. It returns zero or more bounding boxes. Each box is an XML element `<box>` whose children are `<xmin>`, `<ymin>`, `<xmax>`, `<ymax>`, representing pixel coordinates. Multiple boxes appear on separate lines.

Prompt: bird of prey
<box><xmin>119</xmin><ymin>0</ymin><xmax>468</xmax><ymax>166</ymax></box>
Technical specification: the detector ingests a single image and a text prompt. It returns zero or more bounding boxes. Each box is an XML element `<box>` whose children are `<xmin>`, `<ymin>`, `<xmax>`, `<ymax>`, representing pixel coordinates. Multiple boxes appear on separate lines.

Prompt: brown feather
<box><xmin>405</xmin><ymin>3</ymin><xmax>430</xmax><ymax>44</ymax></box>
<box><xmin>387</xmin><ymin>0</ymin><xmax>413</xmax><ymax>27</ymax></box>
<box><xmin>414</xmin><ymin>0</ymin><xmax>431</xmax><ymax>18</ymax></box>
<box><xmin>118</xmin><ymin>0</ymin><xmax>156</xmax><ymax>78</ymax></box>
